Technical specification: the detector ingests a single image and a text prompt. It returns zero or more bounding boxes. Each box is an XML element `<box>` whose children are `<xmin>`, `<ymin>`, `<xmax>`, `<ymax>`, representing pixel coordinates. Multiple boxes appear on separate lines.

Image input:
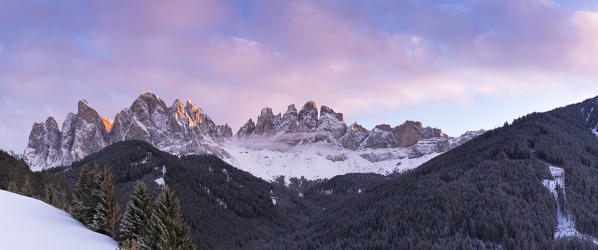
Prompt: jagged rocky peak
<box><xmin>25</xmin><ymin>91</ymin><xmax>233</xmax><ymax>171</ymax></box>
<box><xmin>111</xmin><ymin>93</ymin><xmax>167</xmax><ymax>143</ymax></box>
<box><xmin>101</xmin><ymin>117</ymin><xmax>113</xmax><ymax>132</ymax></box>
<box><xmin>316</xmin><ymin>105</ymin><xmax>347</xmax><ymax>139</ymax></box>
<box><xmin>255</xmin><ymin>107</ymin><xmax>278</xmax><ymax>135</ymax></box>
<box><xmin>77</xmin><ymin>99</ymin><xmax>105</xmax><ymax>129</ymax></box>
<box><xmin>185</xmin><ymin>99</ymin><xmax>204</xmax><ymax>125</ymax></box>
<box><xmin>171</xmin><ymin>99</ymin><xmax>186</xmax><ymax>119</ymax></box>
<box><xmin>320</xmin><ymin>105</ymin><xmax>344</xmax><ymax>121</ymax></box>
<box><xmin>236</xmin><ymin>119</ymin><xmax>256</xmax><ymax>136</ymax></box>
<box><xmin>234</xmin><ymin>101</ymin><xmax>452</xmax><ymax>149</ymax></box>
<box><xmin>393</xmin><ymin>120</ymin><xmax>447</xmax><ymax>147</ymax></box>
<box><xmin>68</xmin><ymin>99</ymin><xmax>110</xmax><ymax>160</ymax></box>
<box><xmin>298</xmin><ymin>101</ymin><xmax>318</xmax><ymax>131</ymax></box>
<box><xmin>24</xmin><ymin>117</ymin><xmax>62</xmax><ymax>170</ymax></box>
<box><xmin>393</xmin><ymin>121</ymin><xmax>423</xmax><ymax>147</ymax></box>
<box><xmin>216</xmin><ymin>124</ymin><xmax>233</xmax><ymax>137</ymax></box>
<box><xmin>278</xmin><ymin>104</ymin><xmax>299</xmax><ymax>133</ymax></box>
<box><xmin>24</xmin><ymin>99</ymin><xmax>110</xmax><ymax>170</ymax></box>
<box><xmin>340</xmin><ymin>122</ymin><xmax>369</xmax><ymax>149</ymax></box>
<box><xmin>362</xmin><ymin>124</ymin><xmax>398</xmax><ymax>148</ymax></box>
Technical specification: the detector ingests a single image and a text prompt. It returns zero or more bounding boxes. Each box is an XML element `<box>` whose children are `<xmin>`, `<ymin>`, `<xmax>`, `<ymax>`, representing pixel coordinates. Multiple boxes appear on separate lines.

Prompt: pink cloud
<box><xmin>2</xmin><ymin>0</ymin><xmax>598</xmax><ymax>152</ymax></box>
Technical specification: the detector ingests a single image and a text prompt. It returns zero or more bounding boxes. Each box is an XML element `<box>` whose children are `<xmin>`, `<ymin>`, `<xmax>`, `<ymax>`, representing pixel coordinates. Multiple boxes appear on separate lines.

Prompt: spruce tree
<box><xmin>120</xmin><ymin>181</ymin><xmax>152</xmax><ymax>248</ymax></box>
<box><xmin>23</xmin><ymin>174</ymin><xmax>33</xmax><ymax>197</ymax></box>
<box><xmin>7</xmin><ymin>180</ymin><xmax>18</xmax><ymax>193</ymax></box>
<box><xmin>91</xmin><ymin>167</ymin><xmax>120</xmax><ymax>239</ymax></box>
<box><xmin>72</xmin><ymin>164</ymin><xmax>93</xmax><ymax>225</ymax></box>
<box><xmin>44</xmin><ymin>183</ymin><xmax>56</xmax><ymax>206</ymax></box>
<box><xmin>150</xmin><ymin>186</ymin><xmax>194</xmax><ymax>250</ymax></box>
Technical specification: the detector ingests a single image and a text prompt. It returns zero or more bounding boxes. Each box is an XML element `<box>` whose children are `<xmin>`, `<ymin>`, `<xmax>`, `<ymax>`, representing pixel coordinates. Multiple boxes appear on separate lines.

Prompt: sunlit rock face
<box><xmin>24</xmin><ymin>92</ymin><xmax>232</xmax><ymax>171</ymax></box>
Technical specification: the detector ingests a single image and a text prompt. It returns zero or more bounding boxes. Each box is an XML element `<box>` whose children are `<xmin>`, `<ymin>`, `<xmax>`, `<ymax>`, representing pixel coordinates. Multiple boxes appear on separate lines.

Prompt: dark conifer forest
<box><xmin>3</xmin><ymin>96</ymin><xmax>598</xmax><ymax>249</ymax></box>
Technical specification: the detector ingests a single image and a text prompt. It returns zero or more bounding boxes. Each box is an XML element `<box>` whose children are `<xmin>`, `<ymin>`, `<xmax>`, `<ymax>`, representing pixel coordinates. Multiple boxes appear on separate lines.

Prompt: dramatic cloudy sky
<box><xmin>2</xmin><ymin>0</ymin><xmax>598</xmax><ymax>152</ymax></box>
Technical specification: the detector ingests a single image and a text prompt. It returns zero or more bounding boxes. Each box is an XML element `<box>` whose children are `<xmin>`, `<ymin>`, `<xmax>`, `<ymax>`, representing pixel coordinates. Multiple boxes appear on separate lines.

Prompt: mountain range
<box><xmin>28</xmin><ymin>95</ymin><xmax>598</xmax><ymax>249</ymax></box>
<box><xmin>7</xmin><ymin>94</ymin><xmax>598</xmax><ymax>248</ymax></box>
<box><xmin>23</xmin><ymin>92</ymin><xmax>483</xmax><ymax>180</ymax></box>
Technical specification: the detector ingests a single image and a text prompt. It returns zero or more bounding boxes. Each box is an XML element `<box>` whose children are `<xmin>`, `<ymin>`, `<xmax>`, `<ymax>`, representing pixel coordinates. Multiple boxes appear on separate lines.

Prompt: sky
<box><xmin>2</xmin><ymin>0</ymin><xmax>598</xmax><ymax>153</ymax></box>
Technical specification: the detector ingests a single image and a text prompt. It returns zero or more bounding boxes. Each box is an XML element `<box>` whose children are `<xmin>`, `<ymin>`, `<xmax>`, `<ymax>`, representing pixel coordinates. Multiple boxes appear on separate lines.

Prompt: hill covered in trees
<box><xmin>289</xmin><ymin>96</ymin><xmax>598</xmax><ymax>249</ymax></box>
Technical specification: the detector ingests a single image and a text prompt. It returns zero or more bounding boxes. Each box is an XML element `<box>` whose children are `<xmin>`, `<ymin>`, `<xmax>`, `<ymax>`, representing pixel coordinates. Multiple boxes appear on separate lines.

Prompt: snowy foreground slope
<box><xmin>0</xmin><ymin>190</ymin><xmax>117</xmax><ymax>250</ymax></box>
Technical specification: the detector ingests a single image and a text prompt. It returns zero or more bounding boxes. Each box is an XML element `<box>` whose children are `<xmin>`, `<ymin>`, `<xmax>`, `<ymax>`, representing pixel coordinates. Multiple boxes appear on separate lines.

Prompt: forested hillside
<box><xmin>47</xmin><ymin>140</ymin><xmax>314</xmax><ymax>249</ymax></box>
<box><xmin>289</xmin><ymin>96</ymin><xmax>598</xmax><ymax>249</ymax></box>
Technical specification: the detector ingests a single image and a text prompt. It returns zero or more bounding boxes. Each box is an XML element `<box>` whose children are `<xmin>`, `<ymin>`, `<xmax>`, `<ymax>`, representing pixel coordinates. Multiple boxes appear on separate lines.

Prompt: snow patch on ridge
<box><xmin>542</xmin><ymin>165</ymin><xmax>598</xmax><ymax>244</ymax></box>
<box><xmin>221</xmin><ymin>138</ymin><xmax>442</xmax><ymax>181</ymax></box>
<box><xmin>154</xmin><ymin>177</ymin><xmax>165</xmax><ymax>187</ymax></box>
<box><xmin>270</xmin><ymin>190</ymin><xmax>277</xmax><ymax>205</ymax></box>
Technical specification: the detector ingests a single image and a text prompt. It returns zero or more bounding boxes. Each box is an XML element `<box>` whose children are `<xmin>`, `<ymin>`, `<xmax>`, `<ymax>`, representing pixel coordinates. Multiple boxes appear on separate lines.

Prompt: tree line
<box><xmin>71</xmin><ymin>164</ymin><xmax>194</xmax><ymax>249</ymax></box>
<box><xmin>0</xmin><ymin>150</ymin><xmax>194</xmax><ymax>250</ymax></box>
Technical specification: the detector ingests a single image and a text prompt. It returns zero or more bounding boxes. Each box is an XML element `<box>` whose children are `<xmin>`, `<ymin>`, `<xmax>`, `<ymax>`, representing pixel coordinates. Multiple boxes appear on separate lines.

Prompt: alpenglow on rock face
<box><xmin>24</xmin><ymin>93</ymin><xmax>483</xmax><ymax>180</ymax></box>
<box><xmin>24</xmin><ymin>92</ymin><xmax>232</xmax><ymax>171</ymax></box>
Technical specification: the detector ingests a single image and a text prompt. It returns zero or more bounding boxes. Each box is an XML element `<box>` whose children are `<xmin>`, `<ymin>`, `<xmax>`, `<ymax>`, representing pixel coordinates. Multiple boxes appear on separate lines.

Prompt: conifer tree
<box><xmin>44</xmin><ymin>182</ymin><xmax>56</xmax><ymax>205</ymax></box>
<box><xmin>46</xmin><ymin>183</ymin><xmax>70</xmax><ymax>211</ymax></box>
<box><xmin>7</xmin><ymin>180</ymin><xmax>18</xmax><ymax>193</ymax></box>
<box><xmin>23</xmin><ymin>174</ymin><xmax>33</xmax><ymax>197</ymax></box>
<box><xmin>91</xmin><ymin>167</ymin><xmax>120</xmax><ymax>239</ymax></box>
<box><xmin>150</xmin><ymin>186</ymin><xmax>194</xmax><ymax>250</ymax></box>
<box><xmin>120</xmin><ymin>181</ymin><xmax>152</xmax><ymax>248</ymax></box>
<box><xmin>72</xmin><ymin>164</ymin><xmax>93</xmax><ymax>224</ymax></box>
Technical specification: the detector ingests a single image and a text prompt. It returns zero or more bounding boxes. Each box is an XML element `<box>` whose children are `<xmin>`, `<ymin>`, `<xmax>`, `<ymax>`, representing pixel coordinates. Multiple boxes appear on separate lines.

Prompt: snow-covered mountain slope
<box><xmin>225</xmin><ymin>101</ymin><xmax>484</xmax><ymax>180</ymax></box>
<box><xmin>24</xmin><ymin>92</ymin><xmax>484</xmax><ymax>179</ymax></box>
<box><xmin>222</xmin><ymin>132</ymin><xmax>483</xmax><ymax>181</ymax></box>
<box><xmin>0</xmin><ymin>190</ymin><xmax>117</xmax><ymax>250</ymax></box>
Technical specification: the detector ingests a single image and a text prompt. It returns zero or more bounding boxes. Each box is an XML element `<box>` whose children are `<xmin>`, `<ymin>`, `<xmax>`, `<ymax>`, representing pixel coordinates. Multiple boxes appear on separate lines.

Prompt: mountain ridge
<box><xmin>24</xmin><ymin>92</ymin><xmax>483</xmax><ymax>178</ymax></box>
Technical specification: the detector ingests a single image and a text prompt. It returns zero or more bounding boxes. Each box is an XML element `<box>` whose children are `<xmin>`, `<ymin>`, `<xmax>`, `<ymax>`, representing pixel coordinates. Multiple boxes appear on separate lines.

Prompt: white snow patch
<box><xmin>592</xmin><ymin>126</ymin><xmax>598</xmax><ymax>138</ymax></box>
<box><xmin>162</xmin><ymin>165</ymin><xmax>166</xmax><ymax>175</ymax></box>
<box><xmin>358</xmin><ymin>188</ymin><xmax>363</xmax><ymax>194</ymax></box>
<box><xmin>221</xmin><ymin>138</ymin><xmax>442</xmax><ymax>181</ymax></box>
<box><xmin>322</xmin><ymin>189</ymin><xmax>333</xmax><ymax>195</ymax></box>
<box><xmin>222</xmin><ymin>168</ymin><xmax>231</xmax><ymax>182</ymax></box>
<box><xmin>154</xmin><ymin>177</ymin><xmax>165</xmax><ymax>187</ymax></box>
<box><xmin>216</xmin><ymin>198</ymin><xmax>227</xmax><ymax>209</ymax></box>
<box><xmin>298</xmin><ymin>192</ymin><xmax>304</xmax><ymax>198</ymax></box>
<box><xmin>0</xmin><ymin>190</ymin><xmax>117</xmax><ymax>250</ymax></box>
<box><xmin>270</xmin><ymin>190</ymin><xmax>277</xmax><ymax>205</ymax></box>
<box><xmin>542</xmin><ymin>165</ymin><xmax>598</xmax><ymax>244</ymax></box>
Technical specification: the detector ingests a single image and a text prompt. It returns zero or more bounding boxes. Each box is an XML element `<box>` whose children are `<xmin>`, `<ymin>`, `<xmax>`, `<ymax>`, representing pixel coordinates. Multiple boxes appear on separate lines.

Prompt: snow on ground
<box><xmin>542</xmin><ymin>165</ymin><xmax>598</xmax><ymax>244</ymax></box>
<box><xmin>155</xmin><ymin>165</ymin><xmax>166</xmax><ymax>187</ymax></box>
<box><xmin>216</xmin><ymin>198</ymin><xmax>227</xmax><ymax>209</ymax></box>
<box><xmin>155</xmin><ymin>177</ymin><xmax>165</xmax><ymax>186</ymax></box>
<box><xmin>592</xmin><ymin>126</ymin><xmax>598</xmax><ymax>137</ymax></box>
<box><xmin>0</xmin><ymin>190</ymin><xmax>117</xmax><ymax>250</ymax></box>
<box><xmin>270</xmin><ymin>190</ymin><xmax>277</xmax><ymax>205</ymax></box>
<box><xmin>221</xmin><ymin>139</ymin><xmax>440</xmax><ymax>181</ymax></box>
